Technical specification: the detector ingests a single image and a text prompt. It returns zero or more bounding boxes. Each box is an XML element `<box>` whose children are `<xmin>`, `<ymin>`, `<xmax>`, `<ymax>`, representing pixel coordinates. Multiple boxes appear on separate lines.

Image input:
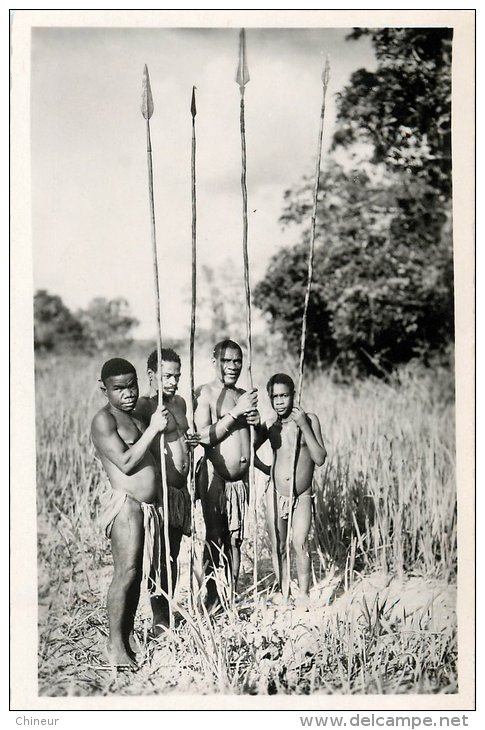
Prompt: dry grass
<box><xmin>35</xmin><ymin>350</ymin><xmax>457</xmax><ymax>696</ymax></box>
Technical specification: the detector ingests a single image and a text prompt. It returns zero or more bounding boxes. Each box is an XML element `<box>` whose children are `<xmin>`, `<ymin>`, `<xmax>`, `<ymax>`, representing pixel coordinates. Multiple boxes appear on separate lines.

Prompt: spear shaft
<box><xmin>239</xmin><ymin>87</ymin><xmax>253</xmax><ymax>387</ymax></box>
<box><xmin>285</xmin><ymin>57</ymin><xmax>331</xmax><ymax>596</ymax></box>
<box><xmin>298</xmin><ymin>57</ymin><xmax>330</xmax><ymax>400</ymax></box>
<box><xmin>188</xmin><ymin>86</ymin><xmax>197</xmax><ymax>614</ymax></box>
<box><xmin>142</xmin><ymin>65</ymin><xmax>174</xmax><ymax>630</ymax></box>
<box><xmin>236</xmin><ymin>28</ymin><xmax>257</xmax><ymax>605</ymax></box>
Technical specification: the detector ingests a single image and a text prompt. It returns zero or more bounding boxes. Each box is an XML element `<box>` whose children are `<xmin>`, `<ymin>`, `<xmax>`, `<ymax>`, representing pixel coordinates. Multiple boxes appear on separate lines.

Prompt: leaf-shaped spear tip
<box><xmin>236</xmin><ymin>28</ymin><xmax>250</xmax><ymax>89</ymax></box>
<box><xmin>141</xmin><ymin>64</ymin><xmax>154</xmax><ymax>120</ymax></box>
<box><xmin>191</xmin><ymin>85</ymin><xmax>197</xmax><ymax>118</ymax></box>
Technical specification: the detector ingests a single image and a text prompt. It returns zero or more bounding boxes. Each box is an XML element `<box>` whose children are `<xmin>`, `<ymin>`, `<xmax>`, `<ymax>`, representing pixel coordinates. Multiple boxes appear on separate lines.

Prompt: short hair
<box><xmin>213</xmin><ymin>339</ymin><xmax>242</xmax><ymax>359</ymax></box>
<box><xmin>147</xmin><ymin>348</ymin><xmax>181</xmax><ymax>372</ymax></box>
<box><xmin>101</xmin><ymin>358</ymin><xmax>136</xmax><ymax>384</ymax></box>
<box><xmin>266</xmin><ymin>373</ymin><xmax>295</xmax><ymax>397</ymax></box>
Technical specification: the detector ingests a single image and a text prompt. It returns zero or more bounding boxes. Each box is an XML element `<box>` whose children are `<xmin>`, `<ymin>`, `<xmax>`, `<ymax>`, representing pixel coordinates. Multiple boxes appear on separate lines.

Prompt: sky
<box><xmin>31</xmin><ymin>25</ymin><xmax>375</xmax><ymax>340</ymax></box>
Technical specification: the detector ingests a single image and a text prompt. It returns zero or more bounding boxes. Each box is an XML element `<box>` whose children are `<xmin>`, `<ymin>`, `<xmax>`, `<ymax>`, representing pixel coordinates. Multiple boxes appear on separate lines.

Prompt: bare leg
<box><xmin>107</xmin><ymin>497</ymin><xmax>144</xmax><ymax>668</ymax></box>
<box><xmin>291</xmin><ymin>492</ymin><xmax>312</xmax><ymax>597</ymax></box>
<box><xmin>199</xmin><ymin>466</ymin><xmax>231</xmax><ymax>608</ymax></box>
<box><xmin>227</xmin><ymin>534</ymin><xmax>244</xmax><ymax>603</ymax></box>
<box><xmin>230</xmin><ymin>536</ymin><xmax>242</xmax><ymax>587</ymax></box>
<box><xmin>265</xmin><ymin>484</ymin><xmax>288</xmax><ymax>596</ymax></box>
<box><xmin>151</xmin><ymin>526</ymin><xmax>183</xmax><ymax>632</ymax></box>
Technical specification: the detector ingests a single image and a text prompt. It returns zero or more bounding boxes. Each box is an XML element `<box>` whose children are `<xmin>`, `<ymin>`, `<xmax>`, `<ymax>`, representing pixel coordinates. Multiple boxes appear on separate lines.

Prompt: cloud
<box><xmin>31</xmin><ymin>26</ymin><xmax>376</xmax><ymax>339</ymax></box>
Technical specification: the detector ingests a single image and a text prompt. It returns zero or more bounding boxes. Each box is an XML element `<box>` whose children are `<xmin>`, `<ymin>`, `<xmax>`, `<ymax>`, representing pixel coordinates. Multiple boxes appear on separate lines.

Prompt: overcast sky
<box><xmin>31</xmin><ymin>26</ymin><xmax>375</xmax><ymax>340</ymax></box>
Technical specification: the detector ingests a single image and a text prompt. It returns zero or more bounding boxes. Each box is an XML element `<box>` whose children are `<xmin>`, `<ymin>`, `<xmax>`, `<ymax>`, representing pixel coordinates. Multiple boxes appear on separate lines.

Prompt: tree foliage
<box><xmin>254</xmin><ymin>27</ymin><xmax>453</xmax><ymax>376</ymax></box>
<box><xmin>34</xmin><ymin>291</ymin><xmax>139</xmax><ymax>354</ymax></box>
<box><xmin>34</xmin><ymin>290</ymin><xmax>91</xmax><ymax>353</ymax></box>
<box><xmin>333</xmin><ymin>28</ymin><xmax>452</xmax><ymax>198</ymax></box>
<box><xmin>76</xmin><ymin>297</ymin><xmax>139</xmax><ymax>351</ymax></box>
<box><xmin>197</xmin><ymin>262</ymin><xmax>248</xmax><ymax>346</ymax></box>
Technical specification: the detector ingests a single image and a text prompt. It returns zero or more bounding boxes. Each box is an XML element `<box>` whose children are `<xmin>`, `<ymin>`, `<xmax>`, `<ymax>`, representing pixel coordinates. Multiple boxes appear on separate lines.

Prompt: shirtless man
<box><xmin>194</xmin><ymin>339</ymin><xmax>259</xmax><ymax>608</ymax></box>
<box><xmin>134</xmin><ymin>348</ymin><xmax>199</xmax><ymax>630</ymax></box>
<box><xmin>91</xmin><ymin>358</ymin><xmax>167</xmax><ymax>668</ymax></box>
<box><xmin>255</xmin><ymin>373</ymin><xmax>326</xmax><ymax>601</ymax></box>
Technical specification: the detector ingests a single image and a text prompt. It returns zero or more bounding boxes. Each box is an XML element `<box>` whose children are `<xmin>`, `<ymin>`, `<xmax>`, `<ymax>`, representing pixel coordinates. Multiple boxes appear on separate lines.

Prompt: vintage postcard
<box><xmin>10</xmin><ymin>8</ymin><xmax>475</xmax><ymax>717</ymax></box>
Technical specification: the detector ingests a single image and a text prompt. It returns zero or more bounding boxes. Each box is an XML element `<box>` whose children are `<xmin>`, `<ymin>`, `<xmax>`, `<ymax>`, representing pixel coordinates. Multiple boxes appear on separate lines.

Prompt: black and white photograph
<box><xmin>10</xmin><ymin>9</ymin><xmax>475</xmax><ymax>713</ymax></box>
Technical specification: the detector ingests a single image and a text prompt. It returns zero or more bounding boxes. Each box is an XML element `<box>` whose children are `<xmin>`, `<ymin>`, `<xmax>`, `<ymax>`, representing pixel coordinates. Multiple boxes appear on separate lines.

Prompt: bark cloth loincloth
<box><xmin>196</xmin><ymin>457</ymin><xmax>248</xmax><ymax>541</ymax></box>
<box><xmin>98</xmin><ymin>483</ymin><xmax>191</xmax><ymax>596</ymax></box>
<box><xmin>266</xmin><ymin>476</ymin><xmax>312</xmax><ymax>520</ymax></box>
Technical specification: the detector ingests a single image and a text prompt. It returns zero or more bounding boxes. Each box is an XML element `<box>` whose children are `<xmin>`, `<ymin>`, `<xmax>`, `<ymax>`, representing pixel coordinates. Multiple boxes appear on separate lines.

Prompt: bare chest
<box><xmin>165</xmin><ymin>404</ymin><xmax>188</xmax><ymax>436</ymax></box>
<box><xmin>211</xmin><ymin>388</ymin><xmax>241</xmax><ymax>420</ymax></box>
<box><xmin>148</xmin><ymin>396</ymin><xmax>187</xmax><ymax>436</ymax></box>
<box><xmin>269</xmin><ymin>421</ymin><xmax>305</xmax><ymax>452</ymax></box>
<box><xmin>115</xmin><ymin>414</ymin><xmax>143</xmax><ymax>445</ymax></box>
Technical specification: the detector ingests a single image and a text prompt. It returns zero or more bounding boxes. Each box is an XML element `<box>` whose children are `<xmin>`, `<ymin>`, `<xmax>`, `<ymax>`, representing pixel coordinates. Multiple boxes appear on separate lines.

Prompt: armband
<box><xmin>221</xmin><ymin>411</ymin><xmax>236</xmax><ymax>434</ymax></box>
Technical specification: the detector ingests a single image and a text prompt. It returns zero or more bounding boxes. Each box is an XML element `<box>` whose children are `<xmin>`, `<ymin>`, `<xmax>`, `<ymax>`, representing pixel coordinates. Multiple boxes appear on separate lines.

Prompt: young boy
<box><xmin>134</xmin><ymin>348</ymin><xmax>199</xmax><ymax>631</ymax></box>
<box><xmin>91</xmin><ymin>358</ymin><xmax>167</xmax><ymax>668</ymax></box>
<box><xmin>255</xmin><ymin>373</ymin><xmax>326</xmax><ymax>602</ymax></box>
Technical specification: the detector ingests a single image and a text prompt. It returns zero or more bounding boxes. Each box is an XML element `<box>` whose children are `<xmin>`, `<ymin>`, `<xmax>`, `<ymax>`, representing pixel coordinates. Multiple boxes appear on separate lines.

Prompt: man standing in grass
<box><xmin>255</xmin><ymin>373</ymin><xmax>326</xmax><ymax>602</ymax></box>
<box><xmin>91</xmin><ymin>357</ymin><xmax>167</xmax><ymax>669</ymax></box>
<box><xmin>194</xmin><ymin>339</ymin><xmax>259</xmax><ymax>608</ymax></box>
<box><xmin>134</xmin><ymin>348</ymin><xmax>199</xmax><ymax>631</ymax></box>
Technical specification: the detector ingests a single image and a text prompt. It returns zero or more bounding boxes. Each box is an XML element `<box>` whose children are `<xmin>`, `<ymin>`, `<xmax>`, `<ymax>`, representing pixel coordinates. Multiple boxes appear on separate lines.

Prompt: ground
<box><xmin>37</xmin><ymin>530</ymin><xmax>457</xmax><ymax>696</ymax></box>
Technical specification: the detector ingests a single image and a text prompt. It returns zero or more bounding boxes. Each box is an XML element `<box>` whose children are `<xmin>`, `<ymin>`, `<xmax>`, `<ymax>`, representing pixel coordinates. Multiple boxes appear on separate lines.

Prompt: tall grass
<box><xmin>35</xmin><ymin>350</ymin><xmax>456</xmax><ymax>696</ymax></box>
<box><xmin>302</xmin><ymin>365</ymin><xmax>456</xmax><ymax>581</ymax></box>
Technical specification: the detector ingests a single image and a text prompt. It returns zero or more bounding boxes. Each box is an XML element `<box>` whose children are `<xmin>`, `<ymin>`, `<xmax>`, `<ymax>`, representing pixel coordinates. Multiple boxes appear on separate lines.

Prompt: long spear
<box><xmin>141</xmin><ymin>65</ymin><xmax>174</xmax><ymax>631</ymax></box>
<box><xmin>285</xmin><ymin>56</ymin><xmax>331</xmax><ymax>598</ymax></box>
<box><xmin>236</xmin><ymin>28</ymin><xmax>258</xmax><ymax>605</ymax></box>
<box><xmin>188</xmin><ymin>86</ymin><xmax>198</xmax><ymax>613</ymax></box>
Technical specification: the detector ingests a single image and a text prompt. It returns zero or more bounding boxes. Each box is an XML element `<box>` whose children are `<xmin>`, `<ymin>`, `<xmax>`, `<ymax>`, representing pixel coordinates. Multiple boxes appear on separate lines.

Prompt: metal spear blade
<box><xmin>191</xmin><ymin>85</ymin><xmax>197</xmax><ymax>118</ymax></box>
<box><xmin>141</xmin><ymin>64</ymin><xmax>154</xmax><ymax>120</ymax></box>
<box><xmin>235</xmin><ymin>28</ymin><xmax>250</xmax><ymax>88</ymax></box>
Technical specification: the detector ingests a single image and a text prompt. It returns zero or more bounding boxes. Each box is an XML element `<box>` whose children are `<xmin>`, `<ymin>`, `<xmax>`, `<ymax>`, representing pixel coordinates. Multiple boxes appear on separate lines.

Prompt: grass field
<box><xmin>35</xmin><ymin>349</ymin><xmax>457</xmax><ymax>696</ymax></box>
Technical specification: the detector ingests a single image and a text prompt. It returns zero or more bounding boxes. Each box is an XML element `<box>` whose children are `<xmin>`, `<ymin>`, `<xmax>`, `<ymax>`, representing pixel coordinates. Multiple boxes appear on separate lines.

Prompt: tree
<box><xmin>255</xmin><ymin>162</ymin><xmax>452</xmax><ymax>374</ymax></box>
<box><xmin>333</xmin><ymin>28</ymin><xmax>452</xmax><ymax>198</ymax></box>
<box><xmin>34</xmin><ymin>290</ymin><xmax>91</xmax><ymax>352</ymax></box>
<box><xmin>196</xmin><ymin>261</ymin><xmax>248</xmax><ymax>346</ymax></box>
<box><xmin>77</xmin><ymin>297</ymin><xmax>139</xmax><ymax>351</ymax></box>
<box><xmin>254</xmin><ymin>27</ymin><xmax>453</xmax><ymax>375</ymax></box>
<box><xmin>198</xmin><ymin>264</ymin><xmax>231</xmax><ymax>335</ymax></box>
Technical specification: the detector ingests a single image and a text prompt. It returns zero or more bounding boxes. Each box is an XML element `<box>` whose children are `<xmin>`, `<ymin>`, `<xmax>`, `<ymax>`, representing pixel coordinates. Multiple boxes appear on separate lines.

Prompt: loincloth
<box><xmin>98</xmin><ymin>483</ymin><xmax>191</xmax><ymax>538</ymax></box>
<box><xmin>98</xmin><ymin>484</ymin><xmax>190</xmax><ymax>596</ymax></box>
<box><xmin>167</xmin><ymin>484</ymin><xmax>191</xmax><ymax>537</ymax></box>
<box><xmin>266</xmin><ymin>477</ymin><xmax>312</xmax><ymax>521</ymax></box>
<box><xmin>99</xmin><ymin>486</ymin><xmax>128</xmax><ymax>539</ymax></box>
<box><xmin>197</xmin><ymin>457</ymin><xmax>249</xmax><ymax>540</ymax></box>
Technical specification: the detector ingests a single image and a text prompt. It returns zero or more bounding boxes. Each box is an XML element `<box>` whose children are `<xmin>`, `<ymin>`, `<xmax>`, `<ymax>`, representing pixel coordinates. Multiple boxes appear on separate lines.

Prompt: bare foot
<box><xmin>281</xmin><ymin>585</ymin><xmax>291</xmax><ymax>604</ymax></box>
<box><xmin>128</xmin><ymin>632</ymin><xmax>142</xmax><ymax>654</ymax></box>
<box><xmin>273</xmin><ymin>587</ymin><xmax>293</xmax><ymax>606</ymax></box>
<box><xmin>105</xmin><ymin>642</ymin><xmax>137</xmax><ymax>670</ymax></box>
